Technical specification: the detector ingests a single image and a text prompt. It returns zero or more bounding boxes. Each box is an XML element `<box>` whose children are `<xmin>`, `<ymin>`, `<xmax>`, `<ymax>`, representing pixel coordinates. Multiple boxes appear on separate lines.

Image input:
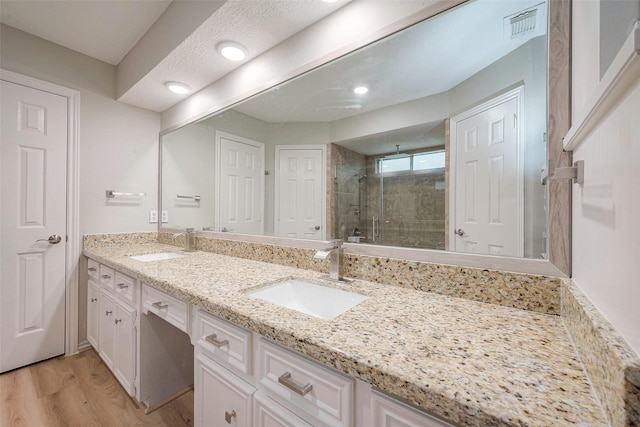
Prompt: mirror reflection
<box><xmin>161</xmin><ymin>0</ymin><xmax>548</xmax><ymax>259</ymax></box>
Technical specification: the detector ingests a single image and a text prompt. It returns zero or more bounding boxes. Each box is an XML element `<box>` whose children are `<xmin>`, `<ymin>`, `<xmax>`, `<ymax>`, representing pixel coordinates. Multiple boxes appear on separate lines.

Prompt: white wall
<box><xmin>571</xmin><ymin>2</ymin><xmax>640</xmax><ymax>355</ymax></box>
<box><xmin>162</xmin><ymin>123</ymin><xmax>214</xmax><ymax>229</ymax></box>
<box><xmin>0</xmin><ymin>24</ymin><xmax>161</xmax><ymax>343</ymax></box>
<box><xmin>0</xmin><ymin>25</ymin><xmax>161</xmax><ymax>235</ymax></box>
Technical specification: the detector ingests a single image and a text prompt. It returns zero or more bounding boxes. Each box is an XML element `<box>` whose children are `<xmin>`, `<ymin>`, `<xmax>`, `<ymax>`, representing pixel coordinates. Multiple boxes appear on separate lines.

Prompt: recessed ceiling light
<box><xmin>164</xmin><ymin>81</ymin><xmax>191</xmax><ymax>94</ymax></box>
<box><xmin>321</xmin><ymin>0</ymin><xmax>340</xmax><ymax>3</ymax></box>
<box><xmin>353</xmin><ymin>86</ymin><xmax>369</xmax><ymax>95</ymax></box>
<box><xmin>217</xmin><ymin>41</ymin><xmax>248</xmax><ymax>61</ymax></box>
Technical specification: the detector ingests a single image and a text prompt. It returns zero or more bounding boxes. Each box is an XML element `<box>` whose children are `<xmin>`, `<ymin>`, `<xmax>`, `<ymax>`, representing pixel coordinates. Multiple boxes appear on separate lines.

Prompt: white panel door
<box><xmin>217</xmin><ymin>133</ymin><xmax>264</xmax><ymax>235</ymax></box>
<box><xmin>275</xmin><ymin>147</ymin><xmax>324</xmax><ymax>240</ymax></box>
<box><xmin>453</xmin><ymin>95</ymin><xmax>522</xmax><ymax>257</ymax></box>
<box><xmin>0</xmin><ymin>81</ymin><xmax>68</xmax><ymax>373</ymax></box>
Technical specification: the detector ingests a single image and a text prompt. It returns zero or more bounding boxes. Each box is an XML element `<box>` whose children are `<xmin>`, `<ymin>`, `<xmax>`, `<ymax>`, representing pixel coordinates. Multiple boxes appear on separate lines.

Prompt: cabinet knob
<box><xmin>115</xmin><ymin>319</ymin><xmax>122</xmax><ymax>324</ymax></box>
<box><xmin>117</xmin><ymin>283</ymin><xmax>129</xmax><ymax>289</ymax></box>
<box><xmin>105</xmin><ymin>310</ymin><xmax>112</xmax><ymax>316</ymax></box>
<box><xmin>224</xmin><ymin>409</ymin><xmax>236</xmax><ymax>424</ymax></box>
<box><xmin>88</xmin><ymin>267</ymin><xmax>97</xmax><ymax>272</ymax></box>
<box><xmin>91</xmin><ymin>298</ymin><xmax>97</xmax><ymax>303</ymax></box>
<box><xmin>101</xmin><ymin>274</ymin><xmax>111</xmax><ymax>279</ymax></box>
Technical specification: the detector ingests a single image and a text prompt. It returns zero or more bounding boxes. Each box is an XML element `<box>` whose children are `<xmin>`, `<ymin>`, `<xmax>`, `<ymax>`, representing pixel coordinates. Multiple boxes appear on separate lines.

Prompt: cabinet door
<box><xmin>98</xmin><ymin>290</ymin><xmax>116</xmax><ymax>370</ymax></box>
<box><xmin>195</xmin><ymin>353</ymin><xmax>255</xmax><ymax>427</ymax></box>
<box><xmin>113</xmin><ymin>302</ymin><xmax>136</xmax><ymax>396</ymax></box>
<box><xmin>254</xmin><ymin>391</ymin><xmax>312</xmax><ymax>427</ymax></box>
<box><xmin>87</xmin><ymin>280</ymin><xmax>100</xmax><ymax>350</ymax></box>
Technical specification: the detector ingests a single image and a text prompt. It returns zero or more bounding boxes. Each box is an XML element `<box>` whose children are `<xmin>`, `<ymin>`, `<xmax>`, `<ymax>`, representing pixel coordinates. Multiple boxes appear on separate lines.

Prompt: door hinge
<box><xmin>513</xmin><ymin>113</ymin><xmax>517</xmax><ymax>128</ymax></box>
<box><xmin>66</xmin><ymin>235</ymin><xmax>68</xmax><ymax>242</ymax></box>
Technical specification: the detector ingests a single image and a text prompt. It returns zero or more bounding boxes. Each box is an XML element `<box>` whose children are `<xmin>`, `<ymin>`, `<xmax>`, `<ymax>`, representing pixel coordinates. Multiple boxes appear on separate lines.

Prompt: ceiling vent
<box><xmin>510</xmin><ymin>9</ymin><xmax>537</xmax><ymax>38</ymax></box>
<box><xmin>503</xmin><ymin>2</ymin><xmax>546</xmax><ymax>42</ymax></box>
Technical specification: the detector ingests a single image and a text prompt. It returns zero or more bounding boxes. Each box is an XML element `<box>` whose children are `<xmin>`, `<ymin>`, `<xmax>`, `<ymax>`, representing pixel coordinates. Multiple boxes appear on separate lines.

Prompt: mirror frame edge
<box><xmin>158</xmin><ymin>0</ymin><xmax>572</xmax><ymax>278</ymax></box>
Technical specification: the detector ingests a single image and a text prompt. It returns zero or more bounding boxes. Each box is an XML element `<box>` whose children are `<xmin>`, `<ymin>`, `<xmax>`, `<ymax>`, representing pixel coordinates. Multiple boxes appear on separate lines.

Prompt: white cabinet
<box><xmin>87</xmin><ymin>280</ymin><xmax>100</xmax><ymax>349</ymax></box>
<box><xmin>98</xmin><ymin>288</ymin><xmax>136</xmax><ymax>395</ymax></box>
<box><xmin>87</xmin><ymin>258</ymin><xmax>138</xmax><ymax>397</ymax></box>
<box><xmin>195</xmin><ymin>353</ymin><xmax>255</xmax><ymax>427</ymax></box>
<box><xmin>113</xmin><ymin>299</ymin><xmax>136</xmax><ymax>394</ymax></box>
<box><xmin>371</xmin><ymin>390</ymin><xmax>454</xmax><ymax>427</ymax></box>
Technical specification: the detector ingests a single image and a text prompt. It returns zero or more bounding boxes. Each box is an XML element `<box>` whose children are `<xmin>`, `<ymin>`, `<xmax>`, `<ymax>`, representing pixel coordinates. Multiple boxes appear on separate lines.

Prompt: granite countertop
<box><xmin>84</xmin><ymin>242</ymin><xmax>606</xmax><ymax>427</ymax></box>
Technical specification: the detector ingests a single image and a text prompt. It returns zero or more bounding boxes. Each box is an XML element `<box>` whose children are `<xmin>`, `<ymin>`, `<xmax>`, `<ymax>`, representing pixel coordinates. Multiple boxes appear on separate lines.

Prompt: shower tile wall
<box><xmin>365</xmin><ymin>158</ymin><xmax>446</xmax><ymax>249</ymax></box>
<box><xmin>331</xmin><ymin>144</ymin><xmax>446</xmax><ymax>249</ymax></box>
<box><xmin>331</xmin><ymin>144</ymin><xmax>367</xmax><ymax>241</ymax></box>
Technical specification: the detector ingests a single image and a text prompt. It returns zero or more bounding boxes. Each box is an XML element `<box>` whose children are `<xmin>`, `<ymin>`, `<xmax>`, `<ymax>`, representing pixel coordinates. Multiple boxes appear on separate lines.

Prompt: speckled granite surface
<box><xmin>158</xmin><ymin>233</ymin><xmax>561</xmax><ymax>315</ymax></box>
<box><xmin>83</xmin><ymin>236</ymin><xmax>606</xmax><ymax>427</ymax></box>
<box><xmin>562</xmin><ymin>280</ymin><xmax>640</xmax><ymax>426</ymax></box>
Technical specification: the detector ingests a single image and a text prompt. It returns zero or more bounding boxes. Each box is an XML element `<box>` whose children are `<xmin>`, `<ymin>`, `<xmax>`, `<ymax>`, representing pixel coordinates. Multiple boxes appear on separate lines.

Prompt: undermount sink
<box><xmin>248</xmin><ymin>279</ymin><xmax>368</xmax><ymax>321</ymax></box>
<box><xmin>129</xmin><ymin>252</ymin><xmax>186</xmax><ymax>262</ymax></box>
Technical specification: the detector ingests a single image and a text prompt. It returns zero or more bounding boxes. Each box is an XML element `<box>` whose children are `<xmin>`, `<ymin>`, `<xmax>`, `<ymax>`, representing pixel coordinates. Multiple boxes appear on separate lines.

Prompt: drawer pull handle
<box><xmin>224</xmin><ymin>409</ymin><xmax>236</xmax><ymax>424</ymax></box>
<box><xmin>90</xmin><ymin>298</ymin><xmax>97</xmax><ymax>303</ymax></box>
<box><xmin>152</xmin><ymin>301</ymin><xmax>168</xmax><ymax>309</ymax></box>
<box><xmin>88</xmin><ymin>267</ymin><xmax>97</xmax><ymax>272</ymax></box>
<box><xmin>205</xmin><ymin>334</ymin><xmax>229</xmax><ymax>348</ymax></box>
<box><xmin>277</xmin><ymin>372</ymin><xmax>313</xmax><ymax>397</ymax></box>
<box><xmin>101</xmin><ymin>274</ymin><xmax>111</xmax><ymax>279</ymax></box>
<box><xmin>117</xmin><ymin>283</ymin><xmax>129</xmax><ymax>289</ymax></box>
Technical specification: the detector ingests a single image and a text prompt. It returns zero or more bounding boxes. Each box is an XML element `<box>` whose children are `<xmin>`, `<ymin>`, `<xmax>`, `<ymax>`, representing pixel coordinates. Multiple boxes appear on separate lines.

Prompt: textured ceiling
<box><xmin>0</xmin><ymin>0</ymin><xmax>348</xmax><ymax>112</ymax></box>
<box><xmin>0</xmin><ymin>0</ymin><xmax>171</xmax><ymax>65</ymax></box>
<box><xmin>117</xmin><ymin>0</ymin><xmax>349</xmax><ymax>112</ymax></box>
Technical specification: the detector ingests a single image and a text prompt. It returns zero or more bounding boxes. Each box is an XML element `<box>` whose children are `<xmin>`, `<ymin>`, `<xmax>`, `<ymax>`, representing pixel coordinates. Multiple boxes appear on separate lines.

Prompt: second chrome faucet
<box><xmin>314</xmin><ymin>239</ymin><xmax>348</xmax><ymax>282</ymax></box>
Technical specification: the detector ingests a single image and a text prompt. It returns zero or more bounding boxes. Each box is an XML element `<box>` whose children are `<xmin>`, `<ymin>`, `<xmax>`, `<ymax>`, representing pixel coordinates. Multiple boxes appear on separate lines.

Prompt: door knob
<box><xmin>36</xmin><ymin>234</ymin><xmax>62</xmax><ymax>244</ymax></box>
<box><xmin>309</xmin><ymin>225</ymin><xmax>320</xmax><ymax>231</ymax></box>
<box><xmin>455</xmin><ymin>228</ymin><xmax>466</xmax><ymax>237</ymax></box>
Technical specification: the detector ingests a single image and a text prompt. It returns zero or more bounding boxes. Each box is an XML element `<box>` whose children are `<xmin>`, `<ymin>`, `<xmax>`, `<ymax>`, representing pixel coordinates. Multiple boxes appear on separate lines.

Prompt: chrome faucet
<box><xmin>172</xmin><ymin>227</ymin><xmax>196</xmax><ymax>252</ymax></box>
<box><xmin>314</xmin><ymin>239</ymin><xmax>346</xmax><ymax>281</ymax></box>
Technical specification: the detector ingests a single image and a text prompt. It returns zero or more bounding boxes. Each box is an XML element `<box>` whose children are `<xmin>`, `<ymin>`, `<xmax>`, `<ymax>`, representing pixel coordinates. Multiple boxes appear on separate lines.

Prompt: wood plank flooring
<box><xmin>0</xmin><ymin>349</ymin><xmax>194</xmax><ymax>427</ymax></box>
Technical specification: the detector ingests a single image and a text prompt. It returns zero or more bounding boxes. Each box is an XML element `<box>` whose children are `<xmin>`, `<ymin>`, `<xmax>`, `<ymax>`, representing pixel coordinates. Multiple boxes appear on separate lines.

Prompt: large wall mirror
<box><xmin>160</xmin><ymin>0</ymin><xmax>570</xmax><ymax>276</ymax></box>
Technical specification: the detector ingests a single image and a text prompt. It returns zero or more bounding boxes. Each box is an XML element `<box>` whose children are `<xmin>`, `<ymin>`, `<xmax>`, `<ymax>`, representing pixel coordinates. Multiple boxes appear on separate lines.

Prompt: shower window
<box><xmin>376</xmin><ymin>150</ymin><xmax>445</xmax><ymax>174</ymax></box>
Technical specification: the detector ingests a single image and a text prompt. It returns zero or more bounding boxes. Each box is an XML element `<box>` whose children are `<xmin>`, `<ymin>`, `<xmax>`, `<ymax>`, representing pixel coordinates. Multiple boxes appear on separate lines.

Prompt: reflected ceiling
<box><xmin>234</xmin><ymin>0</ymin><xmax>546</xmax><ymax>123</ymax></box>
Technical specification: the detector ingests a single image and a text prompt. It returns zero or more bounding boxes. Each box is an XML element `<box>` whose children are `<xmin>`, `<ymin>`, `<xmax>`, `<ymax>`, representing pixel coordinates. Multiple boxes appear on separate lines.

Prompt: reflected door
<box><xmin>451</xmin><ymin>90</ymin><xmax>523</xmax><ymax>257</ymax></box>
<box><xmin>0</xmin><ymin>80</ymin><xmax>68</xmax><ymax>373</ymax></box>
<box><xmin>216</xmin><ymin>132</ymin><xmax>265</xmax><ymax>234</ymax></box>
<box><xmin>275</xmin><ymin>146</ymin><xmax>325</xmax><ymax>239</ymax></box>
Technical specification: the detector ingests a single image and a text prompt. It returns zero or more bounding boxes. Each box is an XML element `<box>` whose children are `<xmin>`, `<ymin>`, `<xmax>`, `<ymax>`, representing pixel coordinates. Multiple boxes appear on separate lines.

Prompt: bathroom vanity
<box><xmin>83</xmin><ymin>235</ymin><xmax>607</xmax><ymax>427</ymax></box>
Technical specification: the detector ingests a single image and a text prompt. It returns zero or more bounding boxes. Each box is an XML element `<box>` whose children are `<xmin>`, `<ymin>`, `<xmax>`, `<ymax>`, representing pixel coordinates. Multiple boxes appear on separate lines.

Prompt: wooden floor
<box><xmin>0</xmin><ymin>349</ymin><xmax>194</xmax><ymax>427</ymax></box>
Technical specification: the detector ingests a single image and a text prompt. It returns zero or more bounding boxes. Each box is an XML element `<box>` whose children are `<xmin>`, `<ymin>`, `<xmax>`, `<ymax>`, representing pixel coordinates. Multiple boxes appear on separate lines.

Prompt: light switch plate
<box><xmin>149</xmin><ymin>210</ymin><xmax>158</xmax><ymax>223</ymax></box>
<box><xmin>161</xmin><ymin>210</ymin><xmax>169</xmax><ymax>223</ymax></box>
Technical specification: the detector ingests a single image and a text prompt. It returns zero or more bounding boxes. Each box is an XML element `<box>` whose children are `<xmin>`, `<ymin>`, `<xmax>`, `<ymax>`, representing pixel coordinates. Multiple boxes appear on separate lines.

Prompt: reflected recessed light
<box><xmin>217</xmin><ymin>41</ymin><xmax>248</xmax><ymax>61</ymax></box>
<box><xmin>164</xmin><ymin>81</ymin><xmax>191</xmax><ymax>94</ymax></box>
<box><xmin>353</xmin><ymin>86</ymin><xmax>369</xmax><ymax>95</ymax></box>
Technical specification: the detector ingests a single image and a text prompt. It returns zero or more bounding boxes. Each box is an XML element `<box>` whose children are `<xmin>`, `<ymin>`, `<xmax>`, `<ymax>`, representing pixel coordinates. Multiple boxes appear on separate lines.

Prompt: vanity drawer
<box><xmin>87</xmin><ymin>259</ymin><xmax>99</xmax><ymax>281</ymax></box>
<box><xmin>115</xmin><ymin>271</ymin><xmax>137</xmax><ymax>305</ymax></box>
<box><xmin>194</xmin><ymin>309</ymin><xmax>252</xmax><ymax>375</ymax></box>
<box><xmin>256</xmin><ymin>338</ymin><xmax>354</xmax><ymax>427</ymax></box>
<box><xmin>143</xmin><ymin>284</ymin><xmax>189</xmax><ymax>332</ymax></box>
<box><xmin>99</xmin><ymin>264</ymin><xmax>115</xmax><ymax>291</ymax></box>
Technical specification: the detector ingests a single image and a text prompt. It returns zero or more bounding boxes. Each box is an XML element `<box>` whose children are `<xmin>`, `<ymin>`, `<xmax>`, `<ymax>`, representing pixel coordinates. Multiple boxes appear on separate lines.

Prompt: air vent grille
<box><xmin>510</xmin><ymin>9</ymin><xmax>538</xmax><ymax>39</ymax></box>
